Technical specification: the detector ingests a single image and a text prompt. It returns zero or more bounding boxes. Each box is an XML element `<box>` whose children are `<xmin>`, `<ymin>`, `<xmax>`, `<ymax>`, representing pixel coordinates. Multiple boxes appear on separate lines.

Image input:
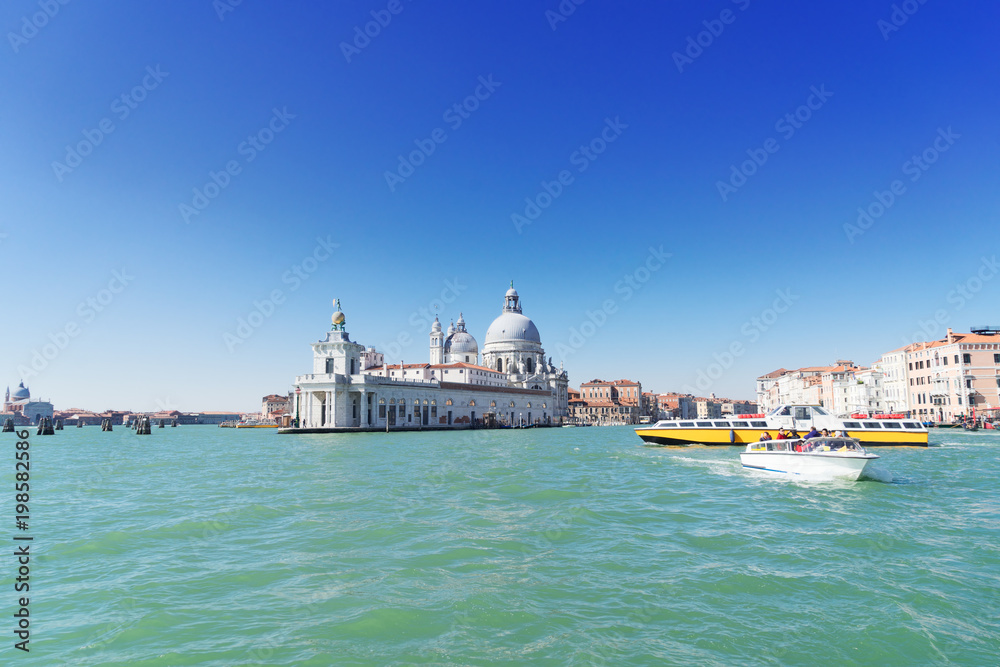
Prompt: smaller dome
<box><xmin>431</xmin><ymin>316</ymin><xmax>442</xmax><ymax>333</ymax></box>
<box><xmin>447</xmin><ymin>321</ymin><xmax>456</xmax><ymax>336</ymax></box>
<box><xmin>506</xmin><ymin>287</ymin><xmax>518</xmax><ymax>297</ymax></box>
<box><xmin>11</xmin><ymin>382</ymin><xmax>29</xmax><ymax>401</ymax></box>
<box><xmin>445</xmin><ymin>331</ymin><xmax>479</xmax><ymax>355</ymax></box>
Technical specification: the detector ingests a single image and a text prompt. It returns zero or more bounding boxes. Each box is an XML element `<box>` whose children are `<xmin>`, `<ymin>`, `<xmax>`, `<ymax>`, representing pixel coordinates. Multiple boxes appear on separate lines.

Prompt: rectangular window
<box><xmin>908</xmin><ymin>362</ymin><xmax>913</xmax><ymax>370</ymax></box>
<box><xmin>378</xmin><ymin>405</ymin><xmax>386</xmax><ymax>418</ymax></box>
<box><xmin>862</xmin><ymin>422</ymin><xmax>882</xmax><ymax>429</ymax></box>
<box><xmin>954</xmin><ymin>354</ymin><xmax>959</xmax><ymax>364</ymax></box>
<box><xmin>963</xmin><ymin>354</ymin><xmax>971</xmax><ymax>364</ymax></box>
<box><xmin>943</xmin><ymin>357</ymin><xmax>948</xmax><ymax>365</ymax></box>
<box><xmin>750</xmin><ymin>421</ymin><xmax>768</xmax><ymax>428</ymax></box>
<box><xmin>843</xmin><ymin>421</ymin><xmax>861</xmax><ymax>428</ymax></box>
<box><xmin>994</xmin><ymin>353</ymin><xmax>1000</xmax><ymax>363</ymax></box>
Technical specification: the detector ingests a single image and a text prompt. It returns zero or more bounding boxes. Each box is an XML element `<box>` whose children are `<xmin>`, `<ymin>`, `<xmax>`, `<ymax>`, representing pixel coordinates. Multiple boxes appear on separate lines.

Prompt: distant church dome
<box><xmin>444</xmin><ymin>312</ymin><xmax>479</xmax><ymax>356</ymax></box>
<box><xmin>11</xmin><ymin>382</ymin><xmax>29</xmax><ymax>401</ymax></box>
<box><xmin>485</xmin><ymin>287</ymin><xmax>541</xmax><ymax>344</ymax></box>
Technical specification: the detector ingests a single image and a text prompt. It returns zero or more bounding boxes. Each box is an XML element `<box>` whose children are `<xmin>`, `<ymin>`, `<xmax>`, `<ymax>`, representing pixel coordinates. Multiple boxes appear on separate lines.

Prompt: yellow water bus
<box><xmin>635</xmin><ymin>404</ymin><xmax>929</xmax><ymax>447</ymax></box>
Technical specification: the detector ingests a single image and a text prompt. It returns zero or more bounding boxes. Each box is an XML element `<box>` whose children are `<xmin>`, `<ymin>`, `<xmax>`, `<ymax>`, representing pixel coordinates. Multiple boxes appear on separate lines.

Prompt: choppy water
<box><xmin>10</xmin><ymin>425</ymin><xmax>1000</xmax><ymax>665</ymax></box>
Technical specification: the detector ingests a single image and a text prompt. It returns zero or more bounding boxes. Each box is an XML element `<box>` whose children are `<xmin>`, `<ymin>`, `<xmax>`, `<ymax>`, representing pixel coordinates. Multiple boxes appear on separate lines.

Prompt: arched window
<box><xmin>509</xmin><ymin>401</ymin><xmax>515</xmax><ymax>408</ymax></box>
<box><xmin>526</xmin><ymin>357</ymin><xmax>534</xmax><ymax>373</ymax></box>
<box><xmin>490</xmin><ymin>401</ymin><xmax>496</xmax><ymax>408</ymax></box>
<box><xmin>445</xmin><ymin>398</ymin><xmax>453</xmax><ymax>406</ymax></box>
<box><xmin>469</xmin><ymin>400</ymin><xmax>476</xmax><ymax>406</ymax></box>
<box><xmin>496</xmin><ymin>358</ymin><xmax>503</xmax><ymax>372</ymax></box>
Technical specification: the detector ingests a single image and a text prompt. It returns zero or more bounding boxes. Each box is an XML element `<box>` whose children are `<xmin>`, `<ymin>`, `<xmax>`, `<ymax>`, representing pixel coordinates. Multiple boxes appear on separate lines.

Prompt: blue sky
<box><xmin>2</xmin><ymin>0</ymin><xmax>998</xmax><ymax>411</ymax></box>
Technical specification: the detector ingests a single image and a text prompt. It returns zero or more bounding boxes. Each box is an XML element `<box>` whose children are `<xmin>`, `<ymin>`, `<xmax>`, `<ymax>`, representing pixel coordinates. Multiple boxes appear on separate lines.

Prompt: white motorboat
<box><xmin>739</xmin><ymin>436</ymin><xmax>878</xmax><ymax>481</ymax></box>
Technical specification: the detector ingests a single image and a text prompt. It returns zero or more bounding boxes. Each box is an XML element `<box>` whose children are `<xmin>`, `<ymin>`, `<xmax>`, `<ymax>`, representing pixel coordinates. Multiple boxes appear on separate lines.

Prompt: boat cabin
<box><xmin>747</xmin><ymin>437</ymin><xmax>864</xmax><ymax>454</ymax></box>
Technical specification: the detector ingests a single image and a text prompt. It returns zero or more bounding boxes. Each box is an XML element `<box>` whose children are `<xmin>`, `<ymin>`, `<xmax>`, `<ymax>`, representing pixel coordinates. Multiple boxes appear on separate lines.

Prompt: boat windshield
<box><xmin>801</xmin><ymin>438</ymin><xmax>862</xmax><ymax>453</ymax></box>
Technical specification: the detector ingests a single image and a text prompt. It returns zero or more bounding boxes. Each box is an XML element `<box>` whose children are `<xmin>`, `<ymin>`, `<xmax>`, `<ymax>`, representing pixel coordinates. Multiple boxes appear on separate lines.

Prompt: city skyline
<box><xmin>3</xmin><ymin>2</ymin><xmax>999</xmax><ymax>411</ymax></box>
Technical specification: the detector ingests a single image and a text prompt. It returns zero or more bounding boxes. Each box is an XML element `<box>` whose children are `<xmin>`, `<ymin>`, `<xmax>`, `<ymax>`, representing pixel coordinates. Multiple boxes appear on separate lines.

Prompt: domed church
<box><xmin>287</xmin><ymin>287</ymin><xmax>570</xmax><ymax>431</ymax></box>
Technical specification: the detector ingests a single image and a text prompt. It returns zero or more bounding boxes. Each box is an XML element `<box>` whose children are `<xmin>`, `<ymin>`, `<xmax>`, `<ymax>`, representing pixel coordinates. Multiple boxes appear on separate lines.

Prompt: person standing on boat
<box><xmin>804</xmin><ymin>426</ymin><xmax>821</xmax><ymax>439</ymax></box>
<box><xmin>776</xmin><ymin>428</ymin><xmax>788</xmax><ymax>440</ymax></box>
<box><xmin>759</xmin><ymin>431</ymin><xmax>772</xmax><ymax>441</ymax></box>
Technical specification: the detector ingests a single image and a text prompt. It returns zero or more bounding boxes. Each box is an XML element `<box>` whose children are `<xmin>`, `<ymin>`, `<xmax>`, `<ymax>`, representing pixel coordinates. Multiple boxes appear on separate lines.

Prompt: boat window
<box><xmin>794</xmin><ymin>407</ymin><xmax>810</xmax><ymax>420</ymax></box>
<box><xmin>678</xmin><ymin>422</ymin><xmax>695</xmax><ymax>427</ymax></box>
<box><xmin>843</xmin><ymin>421</ymin><xmax>860</xmax><ymax>428</ymax></box>
<box><xmin>713</xmin><ymin>421</ymin><xmax>730</xmax><ymax>427</ymax></box>
<box><xmin>732</xmin><ymin>421</ymin><xmax>749</xmax><ymax>427</ymax></box>
<box><xmin>660</xmin><ymin>422</ymin><xmax>678</xmax><ymax>428</ymax></box>
<box><xmin>902</xmin><ymin>422</ymin><xmax>920</xmax><ymax>429</ymax></box>
<box><xmin>862</xmin><ymin>422</ymin><xmax>881</xmax><ymax>429</ymax></box>
<box><xmin>882</xmin><ymin>422</ymin><xmax>901</xmax><ymax>429</ymax></box>
<box><xmin>696</xmin><ymin>422</ymin><xmax>713</xmax><ymax>427</ymax></box>
<box><xmin>750</xmin><ymin>421</ymin><xmax>767</xmax><ymax>427</ymax></box>
<box><xmin>777</xmin><ymin>407</ymin><xmax>791</xmax><ymax>416</ymax></box>
<box><xmin>812</xmin><ymin>407</ymin><xmax>829</xmax><ymax>415</ymax></box>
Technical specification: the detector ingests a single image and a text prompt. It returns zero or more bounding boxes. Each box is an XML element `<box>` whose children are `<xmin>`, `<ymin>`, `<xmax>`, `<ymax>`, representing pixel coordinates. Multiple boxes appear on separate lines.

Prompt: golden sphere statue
<box><xmin>332</xmin><ymin>311</ymin><xmax>346</xmax><ymax>325</ymax></box>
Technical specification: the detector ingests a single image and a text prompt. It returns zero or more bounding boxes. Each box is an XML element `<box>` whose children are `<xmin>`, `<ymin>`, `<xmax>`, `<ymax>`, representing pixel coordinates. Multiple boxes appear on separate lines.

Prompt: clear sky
<box><xmin>2</xmin><ymin>0</ymin><xmax>998</xmax><ymax>411</ymax></box>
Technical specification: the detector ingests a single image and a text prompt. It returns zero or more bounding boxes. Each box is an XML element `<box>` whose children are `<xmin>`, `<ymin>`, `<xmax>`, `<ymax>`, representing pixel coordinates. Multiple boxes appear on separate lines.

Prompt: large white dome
<box><xmin>485</xmin><ymin>312</ymin><xmax>540</xmax><ymax>344</ymax></box>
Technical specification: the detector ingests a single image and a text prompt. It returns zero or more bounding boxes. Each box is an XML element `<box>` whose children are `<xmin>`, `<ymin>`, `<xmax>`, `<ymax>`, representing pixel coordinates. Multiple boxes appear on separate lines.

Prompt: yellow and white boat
<box><xmin>635</xmin><ymin>405</ymin><xmax>928</xmax><ymax>447</ymax></box>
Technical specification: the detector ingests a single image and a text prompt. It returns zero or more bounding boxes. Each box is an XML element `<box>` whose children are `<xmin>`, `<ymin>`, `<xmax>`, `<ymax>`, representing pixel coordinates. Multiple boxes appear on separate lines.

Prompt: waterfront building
<box><xmin>876</xmin><ymin>345</ymin><xmax>913</xmax><ymax>413</ymax></box>
<box><xmin>757</xmin><ymin>363</ymin><xmax>885</xmax><ymax>416</ymax></box>
<box><xmin>574</xmin><ymin>379</ymin><xmax>643</xmax><ymax>424</ymax></box>
<box><xmin>904</xmin><ymin>328</ymin><xmax>1000</xmax><ymax>421</ymax></box>
<box><xmin>261</xmin><ymin>394</ymin><xmax>291</xmax><ymax>420</ymax></box>
<box><xmin>289</xmin><ymin>288</ymin><xmax>569</xmax><ymax>430</ymax></box>
<box><xmin>2</xmin><ymin>382</ymin><xmax>54</xmax><ymax>425</ymax></box>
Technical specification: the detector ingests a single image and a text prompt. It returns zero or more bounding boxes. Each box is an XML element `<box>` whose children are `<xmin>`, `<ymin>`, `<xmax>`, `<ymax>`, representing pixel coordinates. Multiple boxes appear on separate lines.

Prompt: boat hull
<box><xmin>636</xmin><ymin>427</ymin><xmax>927</xmax><ymax>447</ymax></box>
<box><xmin>739</xmin><ymin>452</ymin><xmax>875</xmax><ymax>480</ymax></box>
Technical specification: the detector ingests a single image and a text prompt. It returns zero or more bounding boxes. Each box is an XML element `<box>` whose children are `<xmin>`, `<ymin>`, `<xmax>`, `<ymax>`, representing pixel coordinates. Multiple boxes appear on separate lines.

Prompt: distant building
<box><xmin>904</xmin><ymin>328</ymin><xmax>1000</xmax><ymax>421</ymax></box>
<box><xmin>574</xmin><ymin>379</ymin><xmax>643</xmax><ymax>424</ymax></box>
<box><xmin>2</xmin><ymin>382</ymin><xmax>54</xmax><ymax>425</ymax></box>
<box><xmin>289</xmin><ymin>288</ymin><xmax>569</xmax><ymax>430</ymax></box>
<box><xmin>262</xmin><ymin>394</ymin><xmax>291</xmax><ymax>419</ymax></box>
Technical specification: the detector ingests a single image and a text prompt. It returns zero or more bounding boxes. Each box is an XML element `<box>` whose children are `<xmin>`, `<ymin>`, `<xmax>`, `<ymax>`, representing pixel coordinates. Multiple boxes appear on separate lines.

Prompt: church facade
<box><xmin>284</xmin><ymin>286</ymin><xmax>569</xmax><ymax>432</ymax></box>
<box><xmin>2</xmin><ymin>382</ymin><xmax>55</xmax><ymax>426</ymax></box>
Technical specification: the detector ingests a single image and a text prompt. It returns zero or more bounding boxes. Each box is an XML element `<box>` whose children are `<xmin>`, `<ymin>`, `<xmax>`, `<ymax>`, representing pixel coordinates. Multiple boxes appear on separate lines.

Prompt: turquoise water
<box><xmin>10</xmin><ymin>425</ymin><xmax>1000</xmax><ymax>665</ymax></box>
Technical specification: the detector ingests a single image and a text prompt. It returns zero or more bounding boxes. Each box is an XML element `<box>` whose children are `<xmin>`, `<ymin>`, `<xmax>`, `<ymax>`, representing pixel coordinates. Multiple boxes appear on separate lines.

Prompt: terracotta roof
<box><xmin>760</xmin><ymin>368</ymin><xmax>788</xmax><ymax>378</ymax></box>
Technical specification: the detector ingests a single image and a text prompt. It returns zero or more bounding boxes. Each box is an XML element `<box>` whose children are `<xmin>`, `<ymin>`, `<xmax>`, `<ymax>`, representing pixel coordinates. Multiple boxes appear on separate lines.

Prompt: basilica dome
<box><xmin>485</xmin><ymin>312</ymin><xmax>540</xmax><ymax>344</ymax></box>
<box><xmin>484</xmin><ymin>287</ymin><xmax>541</xmax><ymax>345</ymax></box>
<box><xmin>11</xmin><ymin>382</ymin><xmax>29</xmax><ymax>401</ymax></box>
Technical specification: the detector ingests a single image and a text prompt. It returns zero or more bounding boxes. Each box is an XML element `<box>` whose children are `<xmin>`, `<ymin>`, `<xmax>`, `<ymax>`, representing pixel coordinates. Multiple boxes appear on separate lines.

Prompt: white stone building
<box><xmin>287</xmin><ymin>288</ymin><xmax>570</xmax><ymax>431</ymax></box>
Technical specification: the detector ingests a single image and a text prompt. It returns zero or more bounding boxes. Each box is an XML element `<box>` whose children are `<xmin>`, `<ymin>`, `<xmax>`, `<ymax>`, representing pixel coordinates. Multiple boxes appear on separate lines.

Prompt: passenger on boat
<box><xmin>789</xmin><ymin>429</ymin><xmax>801</xmax><ymax>439</ymax></box>
<box><xmin>804</xmin><ymin>427</ymin><xmax>820</xmax><ymax>439</ymax></box>
<box><xmin>775</xmin><ymin>428</ymin><xmax>788</xmax><ymax>440</ymax></box>
<box><xmin>759</xmin><ymin>432</ymin><xmax>772</xmax><ymax>441</ymax></box>
<box><xmin>821</xmin><ymin>428</ymin><xmax>831</xmax><ymax>436</ymax></box>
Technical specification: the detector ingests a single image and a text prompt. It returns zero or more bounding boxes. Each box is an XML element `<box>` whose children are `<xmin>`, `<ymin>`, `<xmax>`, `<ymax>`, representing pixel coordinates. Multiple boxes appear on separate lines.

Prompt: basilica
<box><xmin>284</xmin><ymin>285</ymin><xmax>569</xmax><ymax>431</ymax></box>
<box><xmin>1</xmin><ymin>382</ymin><xmax>54</xmax><ymax>426</ymax></box>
